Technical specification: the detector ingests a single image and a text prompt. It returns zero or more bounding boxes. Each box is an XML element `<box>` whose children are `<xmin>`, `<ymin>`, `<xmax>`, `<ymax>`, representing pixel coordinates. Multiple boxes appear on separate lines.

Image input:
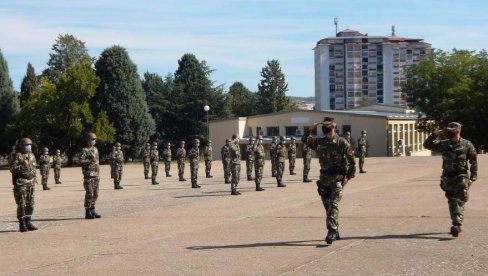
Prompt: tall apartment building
<box><xmin>314</xmin><ymin>28</ymin><xmax>431</xmax><ymax>110</ymax></box>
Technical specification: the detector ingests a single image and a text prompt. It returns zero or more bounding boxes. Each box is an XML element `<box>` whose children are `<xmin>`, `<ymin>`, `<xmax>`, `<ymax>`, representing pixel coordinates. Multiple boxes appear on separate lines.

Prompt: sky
<box><xmin>1</xmin><ymin>0</ymin><xmax>488</xmax><ymax>97</ymax></box>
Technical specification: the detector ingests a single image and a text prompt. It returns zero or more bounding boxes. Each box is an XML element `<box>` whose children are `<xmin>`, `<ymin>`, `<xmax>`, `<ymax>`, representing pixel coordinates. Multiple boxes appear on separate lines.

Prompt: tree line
<box><xmin>0</xmin><ymin>34</ymin><xmax>296</xmax><ymax>163</ymax></box>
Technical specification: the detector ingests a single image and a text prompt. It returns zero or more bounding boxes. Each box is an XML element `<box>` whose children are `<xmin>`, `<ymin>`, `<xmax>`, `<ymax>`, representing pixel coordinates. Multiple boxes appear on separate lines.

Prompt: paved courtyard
<box><xmin>1</xmin><ymin>155</ymin><xmax>487</xmax><ymax>275</ymax></box>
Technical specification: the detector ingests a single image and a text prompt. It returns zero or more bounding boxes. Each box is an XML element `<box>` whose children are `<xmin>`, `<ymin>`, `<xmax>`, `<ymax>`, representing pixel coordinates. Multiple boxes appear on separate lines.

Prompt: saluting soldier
<box><xmin>221</xmin><ymin>139</ymin><xmax>231</xmax><ymax>184</ymax></box>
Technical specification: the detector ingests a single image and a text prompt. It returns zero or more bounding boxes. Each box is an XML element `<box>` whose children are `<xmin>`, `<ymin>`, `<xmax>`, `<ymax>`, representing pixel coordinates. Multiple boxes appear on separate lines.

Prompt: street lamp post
<box><xmin>204</xmin><ymin>105</ymin><xmax>210</xmax><ymax>140</ymax></box>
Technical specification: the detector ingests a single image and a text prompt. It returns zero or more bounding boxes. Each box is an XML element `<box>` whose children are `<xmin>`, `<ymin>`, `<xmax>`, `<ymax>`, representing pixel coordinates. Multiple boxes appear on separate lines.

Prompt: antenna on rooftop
<box><xmin>334</xmin><ymin>18</ymin><xmax>338</xmax><ymax>36</ymax></box>
<box><xmin>391</xmin><ymin>25</ymin><xmax>396</xmax><ymax>36</ymax></box>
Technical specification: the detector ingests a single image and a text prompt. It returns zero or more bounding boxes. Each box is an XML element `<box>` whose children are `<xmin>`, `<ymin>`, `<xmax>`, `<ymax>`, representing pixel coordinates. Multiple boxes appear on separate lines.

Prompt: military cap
<box><xmin>272</xmin><ymin>136</ymin><xmax>277</xmax><ymax>141</ymax></box>
<box><xmin>166</xmin><ymin>142</ymin><xmax>171</xmax><ymax>146</ymax></box>
<box><xmin>20</xmin><ymin>137</ymin><xmax>33</xmax><ymax>146</ymax></box>
<box><xmin>323</xmin><ymin>117</ymin><xmax>335</xmax><ymax>122</ymax></box>
<box><xmin>146</xmin><ymin>142</ymin><xmax>151</xmax><ymax>146</ymax></box>
<box><xmin>180</xmin><ymin>141</ymin><xmax>185</xmax><ymax>144</ymax></box>
<box><xmin>207</xmin><ymin>140</ymin><xmax>212</xmax><ymax>143</ymax></box>
<box><xmin>249</xmin><ymin>137</ymin><xmax>255</xmax><ymax>141</ymax></box>
<box><xmin>446</xmin><ymin>122</ymin><xmax>462</xmax><ymax>130</ymax></box>
<box><xmin>290</xmin><ymin>136</ymin><xmax>296</xmax><ymax>140</ymax></box>
<box><xmin>56</xmin><ymin>149</ymin><xmax>61</xmax><ymax>153</ymax></box>
<box><xmin>225</xmin><ymin>138</ymin><xmax>231</xmax><ymax>142</ymax></box>
<box><xmin>194</xmin><ymin>138</ymin><xmax>200</xmax><ymax>143</ymax></box>
<box><xmin>231</xmin><ymin>134</ymin><xmax>238</xmax><ymax>140</ymax></box>
<box><xmin>256</xmin><ymin>135</ymin><xmax>263</xmax><ymax>140</ymax></box>
<box><xmin>279</xmin><ymin>136</ymin><xmax>285</xmax><ymax>141</ymax></box>
<box><xmin>152</xmin><ymin>142</ymin><xmax>158</xmax><ymax>146</ymax></box>
<box><xmin>43</xmin><ymin>147</ymin><xmax>49</xmax><ymax>152</ymax></box>
<box><xmin>86</xmin><ymin>132</ymin><xmax>97</xmax><ymax>140</ymax></box>
<box><xmin>115</xmin><ymin>142</ymin><xmax>121</xmax><ymax>147</ymax></box>
<box><xmin>361</xmin><ymin>130</ymin><xmax>367</xmax><ymax>134</ymax></box>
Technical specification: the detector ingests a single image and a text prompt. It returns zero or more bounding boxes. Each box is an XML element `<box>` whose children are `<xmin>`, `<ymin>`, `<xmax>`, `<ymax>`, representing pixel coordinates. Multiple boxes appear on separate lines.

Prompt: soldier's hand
<box><xmin>434</xmin><ymin>129</ymin><xmax>443</xmax><ymax>136</ymax></box>
<box><xmin>468</xmin><ymin>180</ymin><xmax>473</xmax><ymax>188</ymax></box>
<box><xmin>23</xmin><ymin>159</ymin><xmax>29</xmax><ymax>167</ymax></box>
<box><xmin>310</xmin><ymin>123</ymin><xmax>319</xmax><ymax>130</ymax></box>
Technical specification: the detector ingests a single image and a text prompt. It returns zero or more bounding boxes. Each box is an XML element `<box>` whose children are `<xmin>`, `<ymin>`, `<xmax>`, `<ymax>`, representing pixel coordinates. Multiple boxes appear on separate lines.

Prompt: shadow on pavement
<box><xmin>342</xmin><ymin>232</ymin><xmax>454</xmax><ymax>241</ymax></box>
<box><xmin>187</xmin><ymin>239</ymin><xmax>328</xmax><ymax>250</ymax></box>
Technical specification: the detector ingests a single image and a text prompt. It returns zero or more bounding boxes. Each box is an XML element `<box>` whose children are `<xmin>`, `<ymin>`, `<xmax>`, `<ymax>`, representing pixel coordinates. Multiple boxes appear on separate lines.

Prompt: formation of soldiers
<box><xmin>7</xmin><ymin>118</ymin><xmax>478</xmax><ymax>246</ymax></box>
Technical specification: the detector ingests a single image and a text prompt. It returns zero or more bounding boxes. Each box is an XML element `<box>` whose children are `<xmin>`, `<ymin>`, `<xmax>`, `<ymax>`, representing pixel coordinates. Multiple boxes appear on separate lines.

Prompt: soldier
<box><xmin>111</xmin><ymin>142</ymin><xmax>124</xmax><ymax>189</ymax></box>
<box><xmin>38</xmin><ymin>147</ymin><xmax>51</xmax><ymax>190</ymax></box>
<box><xmin>143</xmin><ymin>143</ymin><xmax>151</xmax><ymax>179</ymax></box>
<box><xmin>306</xmin><ymin>117</ymin><xmax>355</xmax><ymax>244</ymax></box>
<box><xmin>269</xmin><ymin>136</ymin><xmax>278</xmax><ymax>177</ymax></box>
<box><xmin>221</xmin><ymin>139</ymin><xmax>231</xmax><ymax>184</ymax></box>
<box><xmin>246</xmin><ymin>137</ymin><xmax>256</xmax><ymax>181</ymax></box>
<box><xmin>229</xmin><ymin>134</ymin><xmax>241</xmax><ymax>195</ymax></box>
<box><xmin>80</xmin><ymin>132</ymin><xmax>102</xmax><ymax>219</ymax></box>
<box><xmin>274</xmin><ymin>136</ymin><xmax>287</xmax><ymax>187</ymax></box>
<box><xmin>10</xmin><ymin>138</ymin><xmax>39</xmax><ymax>232</ymax></box>
<box><xmin>344</xmin><ymin>131</ymin><xmax>351</xmax><ymax>143</ymax></box>
<box><xmin>53</xmin><ymin>149</ymin><xmax>63</xmax><ymax>184</ymax></box>
<box><xmin>162</xmin><ymin>142</ymin><xmax>172</xmax><ymax>177</ymax></box>
<box><xmin>204</xmin><ymin>140</ymin><xmax>213</xmax><ymax>178</ymax></box>
<box><xmin>423</xmin><ymin>122</ymin><xmax>477</xmax><ymax>237</ymax></box>
<box><xmin>150</xmin><ymin>142</ymin><xmax>159</xmax><ymax>185</ymax></box>
<box><xmin>357</xmin><ymin>130</ymin><xmax>368</xmax><ymax>173</ymax></box>
<box><xmin>301</xmin><ymin>131</ymin><xmax>312</xmax><ymax>182</ymax></box>
<box><xmin>176</xmin><ymin>141</ymin><xmax>187</xmax><ymax>181</ymax></box>
<box><xmin>253</xmin><ymin>135</ymin><xmax>265</xmax><ymax>191</ymax></box>
<box><xmin>189</xmin><ymin>139</ymin><xmax>201</xmax><ymax>188</ymax></box>
<box><xmin>288</xmin><ymin>136</ymin><xmax>297</xmax><ymax>175</ymax></box>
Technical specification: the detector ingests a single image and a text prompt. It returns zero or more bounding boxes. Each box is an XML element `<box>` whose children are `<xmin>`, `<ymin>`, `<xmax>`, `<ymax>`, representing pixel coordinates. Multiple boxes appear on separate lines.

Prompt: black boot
<box><xmin>90</xmin><ymin>207</ymin><xmax>101</xmax><ymax>219</ymax></box>
<box><xmin>42</xmin><ymin>182</ymin><xmax>50</xmax><ymax>190</ymax></box>
<box><xmin>255</xmin><ymin>183</ymin><xmax>265</xmax><ymax>191</ymax></box>
<box><xmin>290</xmin><ymin>172</ymin><xmax>296</xmax><ymax>175</ymax></box>
<box><xmin>231</xmin><ymin>189</ymin><xmax>241</xmax><ymax>195</ymax></box>
<box><xmin>325</xmin><ymin>229</ymin><xmax>339</xmax><ymax>244</ymax></box>
<box><xmin>166</xmin><ymin>172</ymin><xmax>172</xmax><ymax>177</ymax></box>
<box><xmin>179</xmin><ymin>177</ymin><xmax>187</xmax><ymax>182</ymax></box>
<box><xmin>152</xmin><ymin>178</ymin><xmax>159</xmax><ymax>185</ymax></box>
<box><xmin>55</xmin><ymin>179</ymin><xmax>62</xmax><ymax>184</ymax></box>
<box><xmin>145</xmin><ymin>174</ymin><xmax>150</xmax><ymax>179</ymax></box>
<box><xmin>114</xmin><ymin>181</ymin><xmax>124</xmax><ymax>189</ymax></box>
<box><xmin>191</xmin><ymin>180</ymin><xmax>201</xmax><ymax>188</ymax></box>
<box><xmin>303</xmin><ymin>177</ymin><xmax>312</xmax><ymax>183</ymax></box>
<box><xmin>247</xmin><ymin>176</ymin><xmax>255</xmax><ymax>181</ymax></box>
<box><xmin>19</xmin><ymin>218</ymin><xmax>28</xmax><ymax>232</ymax></box>
<box><xmin>85</xmin><ymin>208</ymin><xmax>95</xmax><ymax>219</ymax></box>
<box><xmin>277</xmin><ymin>180</ymin><xmax>286</xmax><ymax>187</ymax></box>
<box><xmin>450</xmin><ymin>224</ymin><xmax>462</xmax><ymax>237</ymax></box>
<box><xmin>225</xmin><ymin>178</ymin><xmax>231</xmax><ymax>184</ymax></box>
<box><xmin>25</xmin><ymin>217</ymin><xmax>38</xmax><ymax>231</ymax></box>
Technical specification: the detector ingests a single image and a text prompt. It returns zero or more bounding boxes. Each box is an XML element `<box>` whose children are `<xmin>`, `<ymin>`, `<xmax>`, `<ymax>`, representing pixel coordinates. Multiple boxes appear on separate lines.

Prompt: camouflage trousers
<box><xmin>54</xmin><ymin>166</ymin><xmax>61</xmax><ymax>182</ymax></box>
<box><xmin>83</xmin><ymin>177</ymin><xmax>99</xmax><ymax>208</ymax></box>
<box><xmin>231</xmin><ymin>163</ymin><xmax>241</xmax><ymax>190</ymax></box>
<box><xmin>317</xmin><ymin>174</ymin><xmax>344</xmax><ymax>231</ymax></box>
<box><xmin>190</xmin><ymin>161</ymin><xmax>198</xmax><ymax>181</ymax></box>
<box><xmin>358</xmin><ymin>155</ymin><xmax>365</xmax><ymax>170</ymax></box>
<box><xmin>303</xmin><ymin>156</ymin><xmax>311</xmax><ymax>178</ymax></box>
<box><xmin>164</xmin><ymin>161</ymin><xmax>171</xmax><ymax>174</ymax></box>
<box><xmin>40</xmin><ymin>167</ymin><xmax>49</xmax><ymax>185</ymax></box>
<box><xmin>271</xmin><ymin>158</ymin><xmax>277</xmax><ymax>175</ymax></box>
<box><xmin>13</xmin><ymin>184</ymin><xmax>35</xmax><ymax>219</ymax></box>
<box><xmin>246</xmin><ymin>159</ymin><xmax>254</xmax><ymax>177</ymax></box>
<box><xmin>441</xmin><ymin>174</ymin><xmax>469</xmax><ymax>226</ymax></box>
<box><xmin>178</xmin><ymin>160</ymin><xmax>185</xmax><ymax>178</ymax></box>
<box><xmin>275</xmin><ymin>161</ymin><xmax>285</xmax><ymax>181</ymax></box>
<box><xmin>113</xmin><ymin>166</ymin><xmax>123</xmax><ymax>182</ymax></box>
<box><xmin>289</xmin><ymin>156</ymin><xmax>296</xmax><ymax>173</ymax></box>
<box><xmin>151</xmin><ymin>163</ymin><xmax>158</xmax><ymax>179</ymax></box>
<box><xmin>205</xmin><ymin>160</ymin><xmax>212</xmax><ymax>176</ymax></box>
<box><xmin>222</xmin><ymin>160</ymin><xmax>231</xmax><ymax>181</ymax></box>
<box><xmin>254</xmin><ymin>159</ymin><xmax>264</xmax><ymax>184</ymax></box>
<box><xmin>143</xmin><ymin>160</ymin><xmax>150</xmax><ymax>177</ymax></box>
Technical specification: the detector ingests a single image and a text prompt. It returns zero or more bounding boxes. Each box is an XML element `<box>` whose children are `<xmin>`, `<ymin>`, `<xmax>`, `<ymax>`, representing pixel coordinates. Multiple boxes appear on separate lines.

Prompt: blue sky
<box><xmin>1</xmin><ymin>0</ymin><xmax>487</xmax><ymax>97</ymax></box>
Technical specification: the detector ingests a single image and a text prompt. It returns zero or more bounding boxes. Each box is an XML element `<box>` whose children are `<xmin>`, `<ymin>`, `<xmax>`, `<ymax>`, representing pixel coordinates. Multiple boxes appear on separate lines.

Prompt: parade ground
<box><xmin>1</xmin><ymin>155</ymin><xmax>487</xmax><ymax>275</ymax></box>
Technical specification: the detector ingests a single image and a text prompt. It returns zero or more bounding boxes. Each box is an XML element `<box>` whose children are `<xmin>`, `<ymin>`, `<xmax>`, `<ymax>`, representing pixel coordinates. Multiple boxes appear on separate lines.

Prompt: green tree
<box><xmin>256</xmin><ymin>59</ymin><xmax>295</xmax><ymax>114</ymax></box>
<box><xmin>43</xmin><ymin>34</ymin><xmax>92</xmax><ymax>82</ymax></box>
<box><xmin>403</xmin><ymin>49</ymin><xmax>488</xmax><ymax>148</ymax></box>
<box><xmin>20</xmin><ymin>62</ymin><xmax>38</xmax><ymax>105</ymax></box>
<box><xmin>94</xmin><ymin>46</ymin><xmax>155</xmax><ymax>159</ymax></box>
<box><xmin>228</xmin><ymin>81</ymin><xmax>255</xmax><ymax>116</ymax></box>
<box><xmin>0</xmin><ymin>49</ymin><xmax>20</xmax><ymax>153</ymax></box>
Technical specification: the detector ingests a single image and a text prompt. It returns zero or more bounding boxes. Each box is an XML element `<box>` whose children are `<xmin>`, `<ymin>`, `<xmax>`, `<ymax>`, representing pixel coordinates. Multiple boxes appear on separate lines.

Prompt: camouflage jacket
<box><xmin>39</xmin><ymin>154</ymin><xmax>51</xmax><ymax>170</ymax></box>
<box><xmin>274</xmin><ymin>143</ymin><xmax>287</xmax><ymax>162</ymax></box>
<box><xmin>269</xmin><ymin>142</ymin><xmax>277</xmax><ymax>157</ymax></box>
<box><xmin>203</xmin><ymin>146</ymin><xmax>212</xmax><ymax>161</ymax></box>
<box><xmin>229</xmin><ymin>143</ymin><xmax>241</xmax><ymax>165</ymax></box>
<box><xmin>53</xmin><ymin>155</ymin><xmax>63</xmax><ymax>168</ymax></box>
<box><xmin>162</xmin><ymin>148</ymin><xmax>172</xmax><ymax>162</ymax></box>
<box><xmin>423</xmin><ymin>133</ymin><xmax>477</xmax><ymax>180</ymax></box>
<box><xmin>150</xmin><ymin>149</ymin><xmax>159</xmax><ymax>165</ymax></box>
<box><xmin>112</xmin><ymin>150</ymin><xmax>124</xmax><ymax>167</ymax></box>
<box><xmin>221</xmin><ymin>145</ymin><xmax>231</xmax><ymax>162</ymax></box>
<box><xmin>80</xmin><ymin>146</ymin><xmax>100</xmax><ymax>178</ymax></box>
<box><xmin>143</xmin><ymin>149</ymin><xmax>151</xmax><ymax>162</ymax></box>
<box><xmin>188</xmin><ymin>147</ymin><xmax>199</xmax><ymax>164</ymax></box>
<box><xmin>288</xmin><ymin>143</ymin><xmax>297</xmax><ymax>157</ymax></box>
<box><xmin>357</xmin><ymin>137</ymin><xmax>367</xmax><ymax>155</ymax></box>
<box><xmin>301</xmin><ymin>135</ymin><xmax>312</xmax><ymax>158</ymax></box>
<box><xmin>254</xmin><ymin>144</ymin><xmax>265</xmax><ymax>165</ymax></box>
<box><xmin>10</xmin><ymin>153</ymin><xmax>37</xmax><ymax>186</ymax></box>
<box><xmin>176</xmin><ymin>147</ymin><xmax>186</xmax><ymax>163</ymax></box>
<box><xmin>246</xmin><ymin>144</ymin><xmax>255</xmax><ymax>161</ymax></box>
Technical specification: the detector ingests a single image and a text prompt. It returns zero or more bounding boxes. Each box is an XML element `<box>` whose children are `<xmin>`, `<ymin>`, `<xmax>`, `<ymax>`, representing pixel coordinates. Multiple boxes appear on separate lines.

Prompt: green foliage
<box><xmin>256</xmin><ymin>59</ymin><xmax>295</xmax><ymax>114</ymax></box>
<box><xmin>94</xmin><ymin>45</ymin><xmax>155</xmax><ymax>158</ymax></box>
<box><xmin>20</xmin><ymin>63</ymin><xmax>37</xmax><ymax>105</ymax></box>
<box><xmin>0</xmin><ymin>49</ymin><xmax>20</xmax><ymax>152</ymax></box>
<box><xmin>403</xmin><ymin>49</ymin><xmax>488</xmax><ymax>147</ymax></box>
<box><xmin>228</xmin><ymin>81</ymin><xmax>255</xmax><ymax>116</ymax></box>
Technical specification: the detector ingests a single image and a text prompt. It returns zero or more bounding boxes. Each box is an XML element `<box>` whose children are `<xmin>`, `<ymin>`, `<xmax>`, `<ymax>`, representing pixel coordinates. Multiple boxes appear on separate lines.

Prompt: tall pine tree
<box><xmin>256</xmin><ymin>59</ymin><xmax>294</xmax><ymax>114</ymax></box>
<box><xmin>95</xmin><ymin>46</ymin><xmax>155</xmax><ymax>158</ymax></box>
<box><xmin>0</xmin><ymin>49</ymin><xmax>20</xmax><ymax>153</ymax></box>
<box><xmin>20</xmin><ymin>62</ymin><xmax>37</xmax><ymax>105</ymax></box>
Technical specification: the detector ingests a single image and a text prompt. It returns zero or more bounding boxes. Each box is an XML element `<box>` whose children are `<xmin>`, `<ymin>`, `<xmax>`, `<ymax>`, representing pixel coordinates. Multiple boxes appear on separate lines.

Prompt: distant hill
<box><xmin>290</xmin><ymin>96</ymin><xmax>314</xmax><ymax>104</ymax></box>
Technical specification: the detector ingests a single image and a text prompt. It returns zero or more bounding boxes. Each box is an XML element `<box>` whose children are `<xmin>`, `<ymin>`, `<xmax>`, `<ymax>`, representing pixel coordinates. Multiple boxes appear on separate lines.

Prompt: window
<box><xmin>257</xmin><ymin>127</ymin><xmax>263</xmax><ymax>135</ymax></box>
<box><xmin>285</xmin><ymin>126</ymin><xmax>298</xmax><ymax>136</ymax></box>
<box><xmin>267</xmin><ymin>127</ymin><xmax>279</xmax><ymax>137</ymax></box>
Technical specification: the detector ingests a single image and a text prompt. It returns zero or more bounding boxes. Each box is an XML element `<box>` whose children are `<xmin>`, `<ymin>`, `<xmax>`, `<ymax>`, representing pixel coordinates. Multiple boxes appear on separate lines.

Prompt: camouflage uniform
<box><xmin>150</xmin><ymin>142</ymin><xmax>159</xmax><ymax>185</ymax></box>
<box><xmin>274</xmin><ymin>136</ymin><xmax>287</xmax><ymax>187</ymax></box>
<box><xmin>38</xmin><ymin>148</ymin><xmax>51</xmax><ymax>190</ymax></box>
<box><xmin>254</xmin><ymin>136</ymin><xmax>265</xmax><ymax>191</ymax></box>
<box><xmin>189</xmin><ymin>139</ymin><xmax>201</xmax><ymax>188</ymax></box>
<box><xmin>10</xmin><ymin>138</ymin><xmax>39</xmax><ymax>232</ymax></box>
<box><xmin>221</xmin><ymin>140</ymin><xmax>231</xmax><ymax>184</ymax></box>
<box><xmin>53</xmin><ymin>149</ymin><xmax>63</xmax><ymax>184</ymax></box>
<box><xmin>423</xmin><ymin>122</ymin><xmax>478</xmax><ymax>237</ymax></box>
<box><xmin>80</xmin><ymin>133</ymin><xmax>102</xmax><ymax>219</ymax></box>
<box><xmin>176</xmin><ymin>141</ymin><xmax>187</xmax><ymax>181</ymax></box>
<box><xmin>306</xmin><ymin>118</ymin><xmax>355</xmax><ymax>244</ymax></box>
<box><xmin>9</xmin><ymin>146</ymin><xmax>17</xmax><ymax>186</ymax></box>
<box><xmin>162</xmin><ymin>143</ymin><xmax>172</xmax><ymax>177</ymax></box>
<box><xmin>288</xmin><ymin>137</ymin><xmax>297</xmax><ymax>175</ymax></box>
<box><xmin>204</xmin><ymin>141</ymin><xmax>213</xmax><ymax>178</ymax></box>
<box><xmin>143</xmin><ymin>143</ymin><xmax>151</xmax><ymax>179</ymax></box>
<box><xmin>301</xmin><ymin>134</ymin><xmax>312</xmax><ymax>182</ymax></box>
<box><xmin>269</xmin><ymin>137</ymin><xmax>277</xmax><ymax>177</ymax></box>
<box><xmin>111</xmin><ymin>143</ymin><xmax>124</xmax><ymax>189</ymax></box>
<box><xmin>357</xmin><ymin>130</ymin><xmax>368</xmax><ymax>173</ymax></box>
<box><xmin>246</xmin><ymin>138</ymin><xmax>256</xmax><ymax>181</ymax></box>
<box><xmin>230</xmin><ymin>137</ymin><xmax>241</xmax><ymax>195</ymax></box>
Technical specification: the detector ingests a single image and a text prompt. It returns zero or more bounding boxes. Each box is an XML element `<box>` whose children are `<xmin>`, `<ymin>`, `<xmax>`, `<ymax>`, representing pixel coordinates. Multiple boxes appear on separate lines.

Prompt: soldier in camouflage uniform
<box><xmin>10</xmin><ymin>138</ymin><xmax>39</xmax><ymax>232</ymax></box>
<box><xmin>143</xmin><ymin>143</ymin><xmax>151</xmax><ymax>179</ymax></box>
<box><xmin>221</xmin><ymin>139</ymin><xmax>231</xmax><ymax>184</ymax></box>
<box><xmin>189</xmin><ymin>139</ymin><xmax>201</xmax><ymax>188</ymax></box>
<box><xmin>357</xmin><ymin>130</ymin><xmax>368</xmax><ymax>173</ymax></box>
<box><xmin>253</xmin><ymin>135</ymin><xmax>265</xmax><ymax>191</ymax></box>
<box><xmin>38</xmin><ymin>147</ymin><xmax>51</xmax><ymax>190</ymax></box>
<box><xmin>288</xmin><ymin>136</ymin><xmax>297</xmax><ymax>175</ymax></box>
<box><xmin>176</xmin><ymin>141</ymin><xmax>187</xmax><ymax>182</ymax></box>
<box><xmin>162</xmin><ymin>142</ymin><xmax>172</xmax><ymax>177</ymax></box>
<box><xmin>269</xmin><ymin>136</ymin><xmax>277</xmax><ymax>177</ymax></box>
<box><xmin>301</xmin><ymin>134</ymin><xmax>312</xmax><ymax>182</ymax></box>
<box><xmin>53</xmin><ymin>149</ymin><xmax>63</xmax><ymax>184</ymax></box>
<box><xmin>204</xmin><ymin>140</ymin><xmax>213</xmax><ymax>178</ymax></box>
<box><xmin>111</xmin><ymin>142</ymin><xmax>124</xmax><ymax>189</ymax></box>
<box><xmin>150</xmin><ymin>142</ymin><xmax>159</xmax><ymax>185</ymax></box>
<box><xmin>80</xmin><ymin>132</ymin><xmax>102</xmax><ymax>219</ymax></box>
<box><xmin>423</xmin><ymin>122</ymin><xmax>478</xmax><ymax>237</ymax></box>
<box><xmin>274</xmin><ymin>136</ymin><xmax>287</xmax><ymax>187</ymax></box>
<box><xmin>230</xmin><ymin>134</ymin><xmax>241</xmax><ymax>195</ymax></box>
<box><xmin>246</xmin><ymin>137</ymin><xmax>256</xmax><ymax>181</ymax></box>
<box><xmin>306</xmin><ymin>117</ymin><xmax>355</xmax><ymax>244</ymax></box>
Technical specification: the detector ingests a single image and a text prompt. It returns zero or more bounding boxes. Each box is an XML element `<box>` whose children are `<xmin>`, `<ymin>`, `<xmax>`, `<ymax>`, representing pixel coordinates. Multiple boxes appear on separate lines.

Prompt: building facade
<box><xmin>314</xmin><ymin>28</ymin><xmax>431</xmax><ymax>110</ymax></box>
